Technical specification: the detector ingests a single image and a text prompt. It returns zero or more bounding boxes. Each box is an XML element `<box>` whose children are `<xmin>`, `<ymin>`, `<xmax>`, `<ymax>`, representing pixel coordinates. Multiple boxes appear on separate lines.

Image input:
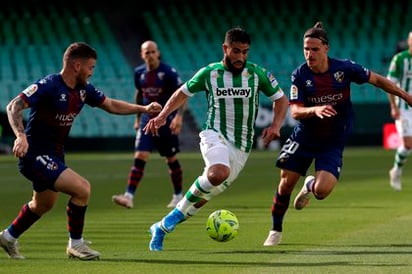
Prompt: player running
<box><xmin>387</xmin><ymin>31</ymin><xmax>412</xmax><ymax>191</ymax></box>
<box><xmin>0</xmin><ymin>42</ymin><xmax>161</xmax><ymax>259</ymax></box>
<box><xmin>263</xmin><ymin>22</ymin><xmax>412</xmax><ymax>246</ymax></box>
<box><xmin>144</xmin><ymin>27</ymin><xmax>288</xmax><ymax>251</ymax></box>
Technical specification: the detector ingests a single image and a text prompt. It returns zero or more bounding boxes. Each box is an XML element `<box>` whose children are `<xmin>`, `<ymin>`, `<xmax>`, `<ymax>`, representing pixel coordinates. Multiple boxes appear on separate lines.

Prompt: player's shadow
<box><xmin>100</xmin><ymin>257</ymin><xmax>406</xmax><ymax>268</ymax></box>
<box><xmin>98</xmin><ymin>243</ymin><xmax>412</xmax><ymax>267</ymax></box>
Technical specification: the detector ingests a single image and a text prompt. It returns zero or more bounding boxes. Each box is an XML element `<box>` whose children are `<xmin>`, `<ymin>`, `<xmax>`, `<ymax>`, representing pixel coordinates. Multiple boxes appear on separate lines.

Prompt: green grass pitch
<box><xmin>1</xmin><ymin>147</ymin><xmax>412</xmax><ymax>273</ymax></box>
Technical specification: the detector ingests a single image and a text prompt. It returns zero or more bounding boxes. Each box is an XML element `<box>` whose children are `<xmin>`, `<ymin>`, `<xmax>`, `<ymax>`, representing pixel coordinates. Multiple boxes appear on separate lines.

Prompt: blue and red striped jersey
<box><xmin>20</xmin><ymin>73</ymin><xmax>106</xmax><ymax>157</ymax></box>
<box><xmin>289</xmin><ymin>58</ymin><xmax>370</xmax><ymax>145</ymax></box>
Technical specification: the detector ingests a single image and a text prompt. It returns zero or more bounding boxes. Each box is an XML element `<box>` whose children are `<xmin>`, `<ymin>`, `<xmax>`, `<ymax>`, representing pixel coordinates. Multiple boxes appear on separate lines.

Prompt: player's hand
<box><xmin>261</xmin><ymin>126</ymin><xmax>281</xmax><ymax>147</ymax></box>
<box><xmin>170</xmin><ymin>115</ymin><xmax>183</xmax><ymax>135</ymax></box>
<box><xmin>315</xmin><ymin>105</ymin><xmax>337</xmax><ymax>119</ymax></box>
<box><xmin>146</xmin><ymin>102</ymin><xmax>162</xmax><ymax>115</ymax></box>
<box><xmin>143</xmin><ymin>115</ymin><xmax>167</xmax><ymax>136</ymax></box>
<box><xmin>13</xmin><ymin>133</ymin><xmax>29</xmax><ymax>158</ymax></box>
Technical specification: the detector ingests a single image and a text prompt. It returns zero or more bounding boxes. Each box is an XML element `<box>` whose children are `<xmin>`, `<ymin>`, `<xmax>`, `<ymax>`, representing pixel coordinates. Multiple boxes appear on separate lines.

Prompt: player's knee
<box><xmin>207</xmin><ymin>164</ymin><xmax>230</xmax><ymax>185</ymax></box>
<box><xmin>313</xmin><ymin>193</ymin><xmax>326</xmax><ymax>200</ymax></box>
<box><xmin>81</xmin><ymin>180</ymin><xmax>91</xmax><ymax>197</ymax></box>
<box><xmin>312</xmin><ymin>188</ymin><xmax>330</xmax><ymax>200</ymax></box>
<box><xmin>72</xmin><ymin>178</ymin><xmax>91</xmax><ymax>201</ymax></box>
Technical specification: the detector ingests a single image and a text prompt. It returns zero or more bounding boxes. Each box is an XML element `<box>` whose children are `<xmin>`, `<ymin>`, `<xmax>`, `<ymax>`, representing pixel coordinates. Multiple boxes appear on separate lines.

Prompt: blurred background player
<box><xmin>0</xmin><ymin>42</ymin><xmax>161</xmax><ymax>260</ymax></box>
<box><xmin>144</xmin><ymin>27</ymin><xmax>288</xmax><ymax>251</ymax></box>
<box><xmin>263</xmin><ymin>22</ymin><xmax>412</xmax><ymax>246</ymax></box>
<box><xmin>387</xmin><ymin>31</ymin><xmax>412</xmax><ymax>191</ymax></box>
<box><xmin>112</xmin><ymin>40</ymin><xmax>185</xmax><ymax>209</ymax></box>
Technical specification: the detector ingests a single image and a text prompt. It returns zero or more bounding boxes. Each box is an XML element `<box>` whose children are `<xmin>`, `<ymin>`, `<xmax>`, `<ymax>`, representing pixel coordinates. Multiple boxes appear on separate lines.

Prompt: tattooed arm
<box><xmin>6</xmin><ymin>95</ymin><xmax>29</xmax><ymax>157</ymax></box>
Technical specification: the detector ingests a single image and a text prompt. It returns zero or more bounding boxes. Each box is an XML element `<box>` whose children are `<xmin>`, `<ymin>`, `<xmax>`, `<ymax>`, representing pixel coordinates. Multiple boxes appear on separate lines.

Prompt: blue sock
<box><xmin>161</xmin><ymin>208</ymin><xmax>185</xmax><ymax>232</ymax></box>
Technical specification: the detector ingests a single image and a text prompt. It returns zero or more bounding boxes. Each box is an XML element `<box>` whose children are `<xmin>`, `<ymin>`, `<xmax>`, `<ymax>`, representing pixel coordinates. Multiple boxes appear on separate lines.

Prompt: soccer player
<box><xmin>144</xmin><ymin>27</ymin><xmax>289</xmax><ymax>251</ymax></box>
<box><xmin>0</xmin><ymin>42</ymin><xmax>161</xmax><ymax>260</ymax></box>
<box><xmin>387</xmin><ymin>31</ymin><xmax>412</xmax><ymax>191</ymax></box>
<box><xmin>112</xmin><ymin>40</ymin><xmax>185</xmax><ymax>209</ymax></box>
<box><xmin>263</xmin><ymin>22</ymin><xmax>412</xmax><ymax>246</ymax></box>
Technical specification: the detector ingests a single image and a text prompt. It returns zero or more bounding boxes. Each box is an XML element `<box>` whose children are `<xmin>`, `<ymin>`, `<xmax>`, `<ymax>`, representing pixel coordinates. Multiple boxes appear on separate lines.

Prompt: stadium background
<box><xmin>0</xmin><ymin>0</ymin><xmax>410</xmax><ymax>151</ymax></box>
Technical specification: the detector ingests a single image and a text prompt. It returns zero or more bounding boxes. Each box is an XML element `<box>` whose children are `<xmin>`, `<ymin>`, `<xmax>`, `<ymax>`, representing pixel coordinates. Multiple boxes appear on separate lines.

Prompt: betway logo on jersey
<box><xmin>215</xmin><ymin>87</ymin><xmax>252</xmax><ymax>98</ymax></box>
<box><xmin>308</xmin><ymin>93</ymin><xmax>344</xmax><ymax>105</ymax></box>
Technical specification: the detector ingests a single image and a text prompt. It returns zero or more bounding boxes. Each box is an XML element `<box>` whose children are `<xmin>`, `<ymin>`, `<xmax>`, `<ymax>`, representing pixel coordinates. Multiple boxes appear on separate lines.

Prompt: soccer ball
<box><xmin>206</xmin><ymin>209</ymin><xmax>239</xmax><ymax>242</ymax></box>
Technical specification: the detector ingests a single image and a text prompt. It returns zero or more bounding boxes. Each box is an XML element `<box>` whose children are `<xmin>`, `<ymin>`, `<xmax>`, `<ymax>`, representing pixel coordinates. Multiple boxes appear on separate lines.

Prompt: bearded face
<box><xmin>223</xmin><ymin>42</ymin><xmax>249</xmax><ymax>75</ymax></box>
<box><xmin>224</xmin><ymin>55</ymin><xmax>245</xmax><ymax>75</ymax></box>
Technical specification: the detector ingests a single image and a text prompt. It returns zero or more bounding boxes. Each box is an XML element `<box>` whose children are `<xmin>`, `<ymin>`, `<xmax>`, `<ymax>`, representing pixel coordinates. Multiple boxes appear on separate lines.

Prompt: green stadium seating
<box><xmin>0</xmin><ymin>5</ymin><xmax>133</xmax><ymax>137</ymax></box>
<box><xmin>140</xmin><ymin>0</ymin><xmax>412</xmax><ymax>130</ymax></box>
<box><xmin>2</xmin><ymin>0</ymin><xmax>412</xmax><ymax>136</ymax></box>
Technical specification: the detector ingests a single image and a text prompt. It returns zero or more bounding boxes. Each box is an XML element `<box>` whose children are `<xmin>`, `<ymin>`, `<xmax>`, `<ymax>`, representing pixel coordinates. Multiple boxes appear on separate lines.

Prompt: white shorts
<box><xmin>199</xmin><ymin>129</ymin><xmax>249</xmax><ymax>196</ymax></box>
<box><xmin>396</xmin><ymin>109</ymin><xmax>412</xmax><ymax>137</ymax></box>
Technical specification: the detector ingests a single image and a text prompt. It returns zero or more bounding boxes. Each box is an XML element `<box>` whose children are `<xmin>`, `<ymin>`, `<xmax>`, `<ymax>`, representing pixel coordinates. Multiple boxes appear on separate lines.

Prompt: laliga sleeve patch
<box><xmin>267</xmin><ymin>72</ymin><xmax>279</xmax><ymax>88</ymax></box>
<box><xmin>22</xmin><ymin>84</ymin><xmax>38</xmax><ymax>97</ymax></box>
<box><xmin>290</xmin><ymin>85</ymin><xmax>298</xmax><ymax>100</ymax></box>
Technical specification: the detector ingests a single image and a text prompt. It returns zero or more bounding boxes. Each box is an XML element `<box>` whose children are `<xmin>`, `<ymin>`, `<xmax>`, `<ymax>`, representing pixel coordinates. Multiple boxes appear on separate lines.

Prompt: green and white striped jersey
<box><xmin>181</xmin><ymin>61</ymin><xmax>284</xmax><ymax>152</ymax></box>
<box><xmin>387</xmin><ymin>50</ymin><xmax>412</xmax><ymax>109</ymax></box>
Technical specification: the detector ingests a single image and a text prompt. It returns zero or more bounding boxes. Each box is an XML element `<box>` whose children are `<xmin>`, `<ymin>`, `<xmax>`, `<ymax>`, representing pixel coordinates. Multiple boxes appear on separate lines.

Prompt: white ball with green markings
<box><xmin>206</xmin><ymin>209</ymin><xmax>239</xmax><ymax>242</ymax></box>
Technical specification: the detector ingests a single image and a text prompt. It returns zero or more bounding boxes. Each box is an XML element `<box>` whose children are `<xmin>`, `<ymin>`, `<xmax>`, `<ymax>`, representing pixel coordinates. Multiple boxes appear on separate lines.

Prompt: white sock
<box><xmin>197</xmin><ymin>176</ymin><xmax>215</xmax><ymax>192</ymax></box>
<box><xmin>186</xmin><ymin>205</ymin><xmax>201</xmax><ymax>218</ymax></box>
<box><xmin>124</xmin><ymin>193</ymin><xmax>134</xmax><ymax>200</ymax></box>
<box><xmin>306</xmin><ymin>178</ymin><xmax>315</xmax><ymax>192</ymax></box>
<box><xmin>69</xmin><ymin>238</ymin><xmax>83</xmax><ymax>248</ymax></box>
<box><xmin>176</xmin><ymin>176</ymin><xmax>214</xmax><ymax>214</ymax></box>
<box><xmin>394</xmin><ymin>146</ymin><xmax>410</xmax><ymax>169</ymax></box>
<box><xmin>2</xmin><ymin>230</ymin><xmax>16</xmax><ymax>242</ymax></box>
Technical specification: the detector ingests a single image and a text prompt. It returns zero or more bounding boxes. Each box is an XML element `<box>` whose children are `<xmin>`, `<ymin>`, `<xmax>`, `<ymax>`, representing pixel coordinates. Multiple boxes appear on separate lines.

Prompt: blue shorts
<box><xmin>276</xmin><ymin>137</ymin><xmax>344</xmax><ymax>179</ymax></box>
<box><xmin>135</xmin><ymin>126</ymin><xmax>180</xmax><ymax>157</ymax></box>
<box><xmin>18</xmin><ymin>155</ymin><xmax>67</xmax><ymax>192</ymax></box>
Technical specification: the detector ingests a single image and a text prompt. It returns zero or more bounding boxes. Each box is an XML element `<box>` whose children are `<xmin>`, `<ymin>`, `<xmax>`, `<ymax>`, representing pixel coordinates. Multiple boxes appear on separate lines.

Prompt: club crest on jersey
<box><xmin>211</xmin><ymin>71</ymin><xmax>219</xmax><ymax>79</ymax></box>
<box><xmin>157</xmin><ymin>72</ymin><xmax>165</xmax><ymax>80</ymax></box>
<box><xmin>334</xmin><ymin>71</ymin><xmax>344</xmax><ymax>83</ymax></box>
<box><xmin>22</xmin><ymin>84</ymin><xmax>38</xmax><ymax>97</ymax></box>
<box><xmin>80</xmin><ymin>90</ymin><xmax>86</xmax><ymax>102</ymax></box>
<box><xmin>243</xmin><ymin>70</ymin><xmax>250</xmax><ymax>78</ymax></box>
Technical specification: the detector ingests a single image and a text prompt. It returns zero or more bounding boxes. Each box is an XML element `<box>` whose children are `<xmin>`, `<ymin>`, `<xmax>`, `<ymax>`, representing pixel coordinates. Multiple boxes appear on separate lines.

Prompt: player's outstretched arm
<box><xmin>369</xmin><ymin>71</ymin><xmax>412</xmax><ymax>106</ymax></box>
<box><xmin>99</xmin><ymin>98</ymin><xmax>161</xmax><ymax>115</ymax></box>
<box><xmin>143</xmin><ymin>89</ymin><xmax>189</xmax><ymax>136</ymax></box>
